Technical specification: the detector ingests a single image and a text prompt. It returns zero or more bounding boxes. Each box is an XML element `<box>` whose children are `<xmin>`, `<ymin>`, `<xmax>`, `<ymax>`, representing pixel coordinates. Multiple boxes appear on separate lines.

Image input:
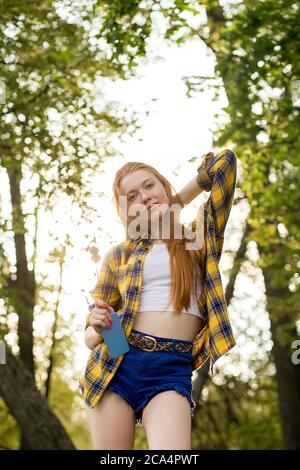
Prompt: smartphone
<box><xmin>87</xmin><ymin>299</ymin><xmax>129</xmax><ymax>359</ymax></box>
<box><xmin>100</xmin><ymin>311</ymin><xmax>129</xmax><ymax>359</ymax></box>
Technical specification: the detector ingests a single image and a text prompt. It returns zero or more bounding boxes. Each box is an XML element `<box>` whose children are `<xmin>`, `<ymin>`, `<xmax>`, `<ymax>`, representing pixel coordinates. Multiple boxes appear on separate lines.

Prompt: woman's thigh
<box><xmin>85</xmin><ymin>390</ymin><xmax>136</xmax><ymax>450</ymax></box>
<box><xmin>142</xmin><ymin>389</ymin><xmax>192</xmax><ymax>450</ymax></box>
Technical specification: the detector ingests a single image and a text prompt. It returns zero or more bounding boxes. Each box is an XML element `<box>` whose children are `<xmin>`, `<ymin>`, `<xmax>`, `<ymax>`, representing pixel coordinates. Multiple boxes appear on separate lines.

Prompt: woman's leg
<box><xmin>85</xmin><ymin>390</ymin><xmax>136</xmax><ymax>450</ymax></box>
<box><xmin>142</xmin><ymin>390</ymin><xmax>192</xmax><ymax>450</ymax></box>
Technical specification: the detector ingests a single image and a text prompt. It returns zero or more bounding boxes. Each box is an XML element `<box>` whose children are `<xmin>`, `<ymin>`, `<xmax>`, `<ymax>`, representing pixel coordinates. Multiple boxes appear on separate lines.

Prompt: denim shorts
<box><xmin>106</xmin><ymin>328</ymin><xmax>196</xmax><ymax>427</ymax></box>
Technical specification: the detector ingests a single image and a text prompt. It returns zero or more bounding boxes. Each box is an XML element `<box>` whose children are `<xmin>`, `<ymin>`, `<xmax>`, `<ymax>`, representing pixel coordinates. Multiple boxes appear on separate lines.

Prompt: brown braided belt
<box><xmin>128</xmin><ymin>331</ymin><xmax>193</xmax><ymax>354</ymax></box>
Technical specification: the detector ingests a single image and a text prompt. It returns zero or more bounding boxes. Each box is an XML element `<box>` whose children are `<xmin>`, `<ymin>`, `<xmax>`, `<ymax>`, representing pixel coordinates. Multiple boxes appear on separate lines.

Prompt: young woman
<box><xmin>79</xmin><ymin>149</ymin><xmax>237</xmax><ymax>450</ymax></box>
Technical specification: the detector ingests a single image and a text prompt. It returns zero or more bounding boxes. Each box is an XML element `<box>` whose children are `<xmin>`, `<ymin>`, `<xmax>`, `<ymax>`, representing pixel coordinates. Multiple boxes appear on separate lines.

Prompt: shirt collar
<box><xmin>131</xmin><ymin>232</ymin><xmax>153</xmax><ymax>248</ymax></box>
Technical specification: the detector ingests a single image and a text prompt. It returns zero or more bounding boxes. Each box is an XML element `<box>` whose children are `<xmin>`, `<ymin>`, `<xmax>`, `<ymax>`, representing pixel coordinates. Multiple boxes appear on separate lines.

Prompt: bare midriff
<box><xmin>132</xmin><ymin>310</ymin><xmax>206</xmax><ymax>342</ymax></box>
<box><xmin>132</xmin><ymin>241</ymin><xmax>206</xmax><ymax>342</ymax></box>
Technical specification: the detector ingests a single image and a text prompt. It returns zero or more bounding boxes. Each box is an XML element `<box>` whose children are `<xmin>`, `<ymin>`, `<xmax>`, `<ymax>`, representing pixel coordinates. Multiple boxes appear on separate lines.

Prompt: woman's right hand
<box><xmin>90</xmin><ymin>299</ymin><xmax>113</xmax><ymax>334</ymax></box>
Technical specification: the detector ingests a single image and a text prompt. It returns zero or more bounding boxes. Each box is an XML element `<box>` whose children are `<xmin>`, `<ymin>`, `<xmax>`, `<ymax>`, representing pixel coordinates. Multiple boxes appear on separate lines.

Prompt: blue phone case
<box><xmin>99</xmin><ymin>311</ymin><xmax>129</xmax><ymax>359</ymax></box>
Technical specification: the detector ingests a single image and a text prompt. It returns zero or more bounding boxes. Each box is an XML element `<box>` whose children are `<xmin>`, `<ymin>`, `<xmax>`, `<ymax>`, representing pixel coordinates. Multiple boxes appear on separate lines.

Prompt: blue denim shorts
<box><xmin>106</xmin><ymin>328</ymin><xmax>196</xmax><ymax>427</ymax></box>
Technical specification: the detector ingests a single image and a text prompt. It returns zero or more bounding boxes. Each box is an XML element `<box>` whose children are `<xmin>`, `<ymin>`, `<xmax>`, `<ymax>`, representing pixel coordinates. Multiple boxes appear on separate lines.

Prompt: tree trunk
<box><xmin>263</xmin><ymin>264</ymin><xmax>300</xmax><ymax>449</ymax></box>
<box><xmin>0</xmin><ymin>346</ymin><xmax>76</xmax><ymax>450</ymax></box>
<box><xmin>199</xmin><ymin>1</ymin><xmax>300</xmax><ymax>449</ymax></box>
<box><xmin>45</xmin><ymin>244</ymin><xmax>66</xmax><ymax>400</ymax></box>
<box><xmin>5</xmin><ymin>160</ymin><xmax>37</xmax><ymax>449</ymax></box>
<box><xmin>6</xmin><ymin>163</ymin><xmax>35</xmax><ymax>377</ymax></box>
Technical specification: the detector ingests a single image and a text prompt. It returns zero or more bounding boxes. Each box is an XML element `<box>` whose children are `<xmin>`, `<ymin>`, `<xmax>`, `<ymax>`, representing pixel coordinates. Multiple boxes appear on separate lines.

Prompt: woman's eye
<box><xmin>128</xmin><ymin>184</ymin><xmax>153</xmax><ymax>201</ymax></box>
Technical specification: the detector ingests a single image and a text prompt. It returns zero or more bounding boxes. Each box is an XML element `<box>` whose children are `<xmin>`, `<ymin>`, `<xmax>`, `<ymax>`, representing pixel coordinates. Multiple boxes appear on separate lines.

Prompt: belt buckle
<box><xmin>142</xmin><ymin>335</ymin><xmax>158</xmax><ymax>352</ymax></box>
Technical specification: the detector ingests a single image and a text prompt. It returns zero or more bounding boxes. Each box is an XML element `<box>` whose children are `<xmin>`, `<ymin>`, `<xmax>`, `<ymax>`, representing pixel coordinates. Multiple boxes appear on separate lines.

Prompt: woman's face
<box><xmin>119</xmin><ymin>169</ymin><xmax>170</xmax><ymax>230</ymax></box>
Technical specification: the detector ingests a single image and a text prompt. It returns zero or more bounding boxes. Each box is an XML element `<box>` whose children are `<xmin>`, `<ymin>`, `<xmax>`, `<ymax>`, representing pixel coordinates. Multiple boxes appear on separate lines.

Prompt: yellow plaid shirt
<box><xmin>79</xmin><ymin>149</ymin><xmax>237</xmax><ymax>408</ymax></box>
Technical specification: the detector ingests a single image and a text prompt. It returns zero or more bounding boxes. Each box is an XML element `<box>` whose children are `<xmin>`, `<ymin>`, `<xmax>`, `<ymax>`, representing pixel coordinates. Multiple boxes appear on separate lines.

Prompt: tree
<box><xmin>188</xmin><ymin>0</ymin><xmax>300</xmax><ymax>449</ymax></box>
<box><xmin>0</xmin><ymin>346</ymin><xmax>75</xmax><ymax>449</ymax></box>
<box><xmin>0</xmin><ymin>0</ymin><xmax>208</xmax><ymax>450</ymax></box>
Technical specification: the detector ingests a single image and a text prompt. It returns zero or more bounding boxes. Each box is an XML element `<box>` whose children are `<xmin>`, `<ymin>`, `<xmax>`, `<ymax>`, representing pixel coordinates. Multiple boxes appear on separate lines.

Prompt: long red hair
<box><xmin>112</xmin><ymin>162</ymin><xmax>204</xmax><ymax>314</ymax></box>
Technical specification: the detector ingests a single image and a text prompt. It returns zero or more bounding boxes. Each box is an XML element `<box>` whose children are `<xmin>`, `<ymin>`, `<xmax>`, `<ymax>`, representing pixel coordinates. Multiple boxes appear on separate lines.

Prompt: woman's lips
<box><xmin>147</xmin><ymin>203</ymin><xmax>159</xmax><ymax>210</ymax></box>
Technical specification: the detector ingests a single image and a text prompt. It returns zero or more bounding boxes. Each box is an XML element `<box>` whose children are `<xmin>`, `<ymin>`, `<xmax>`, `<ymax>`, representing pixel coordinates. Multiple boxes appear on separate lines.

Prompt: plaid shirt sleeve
<box><xmin>85</xmin><ymin>250</ymin><xmax>122</xmax><ymax>331</ymax></box>
<box><xmin>196</xmin><ymin>149</ymin><xmax>237</xmax><ymax>256</ymax></box>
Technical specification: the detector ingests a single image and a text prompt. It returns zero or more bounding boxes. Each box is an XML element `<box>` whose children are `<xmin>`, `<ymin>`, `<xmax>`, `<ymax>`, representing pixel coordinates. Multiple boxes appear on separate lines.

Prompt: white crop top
<box><xmin>138</xmin><ymin>243</ymin><xmax>205</xmax><ymax>320</ymax></box>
